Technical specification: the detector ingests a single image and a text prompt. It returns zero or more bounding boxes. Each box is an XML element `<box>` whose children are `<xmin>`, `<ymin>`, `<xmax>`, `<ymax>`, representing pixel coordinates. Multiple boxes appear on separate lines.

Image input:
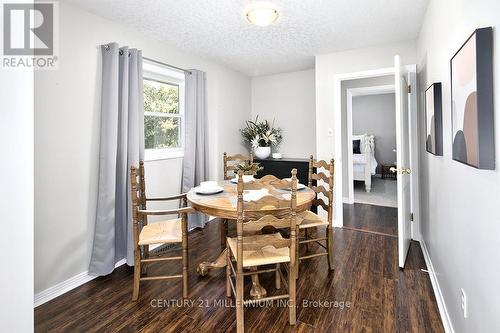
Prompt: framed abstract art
<box><xmin>451</xmin><ymin>27</ymin><xmax>495</xmax><ymax>169</ymax></box>
<box><xmin>425</xmin><ymin>83</ymin><xmax>443</xmax><ymax>155</ymax></box>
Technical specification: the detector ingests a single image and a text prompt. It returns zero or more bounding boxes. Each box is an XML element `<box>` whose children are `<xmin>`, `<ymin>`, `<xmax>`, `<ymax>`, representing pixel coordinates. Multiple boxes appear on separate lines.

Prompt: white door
<box><xmin>394</xmin><ymin>55</ymin><xmax>412</xmax><ymax>268</ymax></box>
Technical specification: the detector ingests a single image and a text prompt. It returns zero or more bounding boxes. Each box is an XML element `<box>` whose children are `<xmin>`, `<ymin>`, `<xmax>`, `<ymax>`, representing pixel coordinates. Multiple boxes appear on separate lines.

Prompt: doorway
<box><xmin>332</xmin><ymin>58</ymin><xmax>419</xmax><ymax>268</ymax></box>
<box><xmin>343</xmin><ymin>83</ymin><xmax>398</xmax><ymax>238</ymax></box>
<box><xmin>346</xmin><ymin>84</ymin><xmax>397</xmax><ymax>209</ymax></box>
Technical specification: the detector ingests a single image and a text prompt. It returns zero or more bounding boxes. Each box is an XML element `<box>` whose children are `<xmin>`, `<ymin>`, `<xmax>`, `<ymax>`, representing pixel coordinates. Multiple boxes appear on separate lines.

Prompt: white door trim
<box><xmin>332</xmin><ymin>65</ymin><xmax>419</xmax><ymax>236</ymax></box>
<box><xmin>407</xmin><ymin>65</ymin><xmax>421</xmax><ymax>241</ymax></box>
<box><xmin>345</xmin><ymin>84</ymin><xmax>396</xmax><ymax>204</ymax></box>
<box><xmin>346</xmin><ymin>89</ymin><xmax>354</xmax><ymax>204</ymax></box>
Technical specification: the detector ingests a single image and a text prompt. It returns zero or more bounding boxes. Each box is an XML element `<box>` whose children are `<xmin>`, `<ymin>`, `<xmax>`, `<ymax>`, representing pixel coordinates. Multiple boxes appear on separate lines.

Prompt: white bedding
<box><xmin>352</xmin><ymin>153</ymin><xmax>377</xmax><ymax>175</ymax></box>
<box><xmin>352</xmin><ymin>134</ymin><xmax>376</xmax><ymax>192</ymax></box>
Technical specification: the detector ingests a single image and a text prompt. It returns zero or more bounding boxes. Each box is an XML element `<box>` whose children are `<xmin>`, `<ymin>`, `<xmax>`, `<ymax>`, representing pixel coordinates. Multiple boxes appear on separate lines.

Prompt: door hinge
<box><xmin>407</xmin><ymin>85</ymin><xmax>412</xmax><ymax>93</ymax></box>
<box><xmin>410</xmin><ymin>213</ymin><xmax>414</xmax><ymax>222</ymax></box>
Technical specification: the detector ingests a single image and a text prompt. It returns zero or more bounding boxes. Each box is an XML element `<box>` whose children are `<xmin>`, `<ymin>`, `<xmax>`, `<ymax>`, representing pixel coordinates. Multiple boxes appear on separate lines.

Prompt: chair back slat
<box><xmin>138</xmin><ymin>162</ymin><xmax>148</xmax><ymax>224</ymax></box>
<box><xmin>240</xmin><ymin>181</ymin><xmax>264</xmax><ymax>191</ymax></box>
<box><xmin>313</xmin><ymin>160</ymin><xmax>330</xmax><ymax>170</ymax></box>
<box><xmin>268</xmin><ymin>179</ymin><xmax>294</xmax><ymax>190</ymax></box>
<box><xmin>258</xmin><ymin>174</ymin><xmax>280</xmax><ymax>184</ymax></box>
<box><xmin>242</xmin><ymin>215</ymin><xmax>292</xmax><ymax>233</ymax></box>
<box><xmin>311</xmin><ymin>172</ymin><xmax>329</xmax><ymax>183</ymax></box>
<box><xmin>130</xmin><ymin>167</ymin><xmax>140</xmax><ymax>224</ymax></box>
<box><xmin>223</xmin><ymin>152</ymin><xmax>253</xmax><ymax>180</ymax></box>
<box><xmin>226</xmin><ymin>153</ymin><xmax>251</xmax><ymax>161</ymax></box>
<box><xmin>307</xmin><ymin>156</ymin><xmax>335</xmax><ymax>223</ymax></box>
<box><xmin>312</xmin><ymin>198</ymin><xmax>329</xmax><ymax>212</ymax></box>
<box><xmin>243</xmin><ymin>208</ymin><xmax>291</xmax><ymax>221</ymax></box>
<box><xmin>311</xmin><ymin>185</ymin><xmax>331</xmax><ymax>200</ymax></box>
<box><xmin>244</xmin><ymin>195</ymin><xmax>290</xmax><ymax>211</ymax></box>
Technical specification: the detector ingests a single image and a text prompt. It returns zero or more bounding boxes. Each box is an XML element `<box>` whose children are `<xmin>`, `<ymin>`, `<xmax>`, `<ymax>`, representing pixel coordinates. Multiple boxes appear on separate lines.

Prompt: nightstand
<box><xmin>381</xmin><ymin>164</ymin><xmax>397</xmax><ymax>180</ymax></box>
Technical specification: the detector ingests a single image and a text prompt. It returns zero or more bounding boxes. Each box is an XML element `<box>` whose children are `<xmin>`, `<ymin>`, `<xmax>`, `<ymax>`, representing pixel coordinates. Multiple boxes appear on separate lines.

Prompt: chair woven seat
<box><xmin>297</xmin><ymin>210</ymin><xmax>329</xmax><ymax>229</ymax></box>
<box><xmin>138</xmin><ymin>219</ymin><xmax>182</xmax><ymax>245</ymax></box>
<box><xmin>227</xmin><ymin>233</ymin><xmax>290</xmax><ymax>267</ymax></box>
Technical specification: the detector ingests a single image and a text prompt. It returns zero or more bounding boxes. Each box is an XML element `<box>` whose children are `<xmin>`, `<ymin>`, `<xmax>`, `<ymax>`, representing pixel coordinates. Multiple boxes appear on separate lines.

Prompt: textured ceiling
<box><xmin>66</xmin><ymin>0</ymin><xmax>429</xmax><ymax>76</ymax></box>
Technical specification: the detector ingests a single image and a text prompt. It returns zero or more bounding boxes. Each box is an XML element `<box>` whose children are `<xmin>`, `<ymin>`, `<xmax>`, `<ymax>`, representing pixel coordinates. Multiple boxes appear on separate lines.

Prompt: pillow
<box><xmin>353</xmin><ymin>139</ymin><xmax>361</xmax><ymax>154</ymax></box>
<box><xmin>352</xmin><ymin>134</ymin><xmax>366</xmax><ymax>153</ymax></box>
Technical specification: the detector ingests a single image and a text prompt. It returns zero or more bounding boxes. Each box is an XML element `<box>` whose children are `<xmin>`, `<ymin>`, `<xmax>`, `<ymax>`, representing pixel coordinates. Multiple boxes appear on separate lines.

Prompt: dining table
<box><xmin>187</xmin><ymin>178</ymin><xmax>316</xmax><ymax>299</ymax></box>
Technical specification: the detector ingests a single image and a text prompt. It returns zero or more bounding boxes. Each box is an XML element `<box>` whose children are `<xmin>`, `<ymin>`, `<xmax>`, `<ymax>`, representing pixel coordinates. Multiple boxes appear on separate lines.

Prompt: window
<box><xmin>144</xmin><ymin>80</ymin><xmax>181</xmax><ymax>149</ymax></box>
<box><xmin>143</xmin><ymin>59</ymin><xmax>185</xmax><ymax>160</ymax></box>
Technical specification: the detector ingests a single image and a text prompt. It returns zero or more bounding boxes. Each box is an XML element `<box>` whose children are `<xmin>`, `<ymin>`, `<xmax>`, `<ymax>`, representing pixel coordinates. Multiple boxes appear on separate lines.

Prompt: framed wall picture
<box><xmin>425</xmin><ymin>83</ymin><xmax>443</xmax><ymax>155</ymax></box>
<box><xmin>451</xmin><ymin>27</ymin><xmax>495</xmax><ymax>169</ymax></box>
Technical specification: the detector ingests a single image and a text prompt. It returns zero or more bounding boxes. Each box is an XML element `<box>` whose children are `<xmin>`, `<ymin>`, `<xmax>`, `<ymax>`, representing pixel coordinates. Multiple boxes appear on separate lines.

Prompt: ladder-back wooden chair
<box><xmin>130</xmin><ymin>161</ymin><xmax>194</xmax><ymax>301</ymax></box>
<box><xmin>296</xmin><ymin>156</ymin><xmax>334</xmax><ymax>275</ymax></box>
<box><xmin>226</xmin><ymin>170</ymin><xmax>298</xmax><ymax>333</ymax></box>
<box><xmin>220</xmin><ymin>152</ymin><xmax>254</xmax><ymax>249</ymax></box>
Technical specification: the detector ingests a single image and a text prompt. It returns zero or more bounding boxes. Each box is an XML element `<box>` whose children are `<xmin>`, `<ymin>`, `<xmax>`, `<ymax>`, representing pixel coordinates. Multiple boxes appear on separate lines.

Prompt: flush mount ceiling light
<box><xmin>246</xmin><ymin>6</ymin><xmax>279</xmax><ymax>27</ymax></box>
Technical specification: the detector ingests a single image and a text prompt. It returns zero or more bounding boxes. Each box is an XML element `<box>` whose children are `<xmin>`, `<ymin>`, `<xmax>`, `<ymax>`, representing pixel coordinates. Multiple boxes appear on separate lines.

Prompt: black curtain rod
<box><xmin>143</xmin><ymin>56</ymin><xmax>192</xmax><ymax>75</ymax></box>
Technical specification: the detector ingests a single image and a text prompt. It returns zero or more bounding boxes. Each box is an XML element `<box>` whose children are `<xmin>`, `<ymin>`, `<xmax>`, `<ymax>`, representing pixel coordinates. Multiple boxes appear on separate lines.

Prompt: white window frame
<box><xmin>143</xmin><ymin>59</ymin><xmax>185</xmax><ymax>161</ymax></box>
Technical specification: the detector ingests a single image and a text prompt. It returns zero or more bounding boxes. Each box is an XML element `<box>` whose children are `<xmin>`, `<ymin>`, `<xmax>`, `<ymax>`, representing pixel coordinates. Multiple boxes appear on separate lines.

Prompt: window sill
<box><xmin>145</xmin><ymin>149</ymin><xmax>184</xmax><ymax>161</ymax></box>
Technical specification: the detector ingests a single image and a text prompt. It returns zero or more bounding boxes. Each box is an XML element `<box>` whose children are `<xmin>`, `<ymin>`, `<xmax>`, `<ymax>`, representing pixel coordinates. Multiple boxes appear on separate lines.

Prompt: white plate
<box><xmin>243</xmin><ymin>189</ymin><xmax>269</xmax><ymax>201</ymax></box>
<box><xmin>230</xmin><ymin>176</ymin><xmax>255</xmax><ymax>184</ymax></box>
<box><xmin>282</xmin><ymin>178</ymin><xmax>306</xmax><ymax>190</ymax></box>
<box><xmin>194</xmin><ymin>185</ymin><xmax>224</xmax><ymax>195</ymax></box>
<box><xmin>282</xmin><ymin>183</ymin><xmax>306</xmax><ymax>191</ymax></box>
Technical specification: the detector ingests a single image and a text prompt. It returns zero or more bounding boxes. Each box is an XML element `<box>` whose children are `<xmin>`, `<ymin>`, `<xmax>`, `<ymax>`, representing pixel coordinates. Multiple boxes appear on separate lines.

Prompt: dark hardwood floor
<box><xmin>35</xmin><ymin>205</ymin><xmax>443</xmax><ymax>333</ymax></box>
<box><xmin>343</xmin><ymin>203</ymin><xmax>398</xmax><ymax>237</ymax></box>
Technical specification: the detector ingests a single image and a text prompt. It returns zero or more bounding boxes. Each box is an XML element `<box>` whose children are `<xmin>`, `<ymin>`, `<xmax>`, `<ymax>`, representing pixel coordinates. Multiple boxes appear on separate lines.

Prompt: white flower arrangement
<box><xmin>240</xmin><ymin>116</ymin><xmax>283</xmax><ymax>149</ymax></box>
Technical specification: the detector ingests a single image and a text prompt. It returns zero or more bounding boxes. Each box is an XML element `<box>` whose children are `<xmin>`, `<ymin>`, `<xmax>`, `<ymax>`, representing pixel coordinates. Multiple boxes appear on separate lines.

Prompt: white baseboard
<box><xmin>420</xmin><ymin>240</ymin><xmax>454</xmax><ymax>333</ymax></box>
<box><xmin>34</xmin><ymin>258</ymin><xmax>127</xmax><ymax>308</ymax></box>
<box><xmin>342</xmin><ymin>196</ymin><xmax>352</xmax><ymax>204</ymax></box>
<box><xmin>33</xmin><ymin>221</ymin><xmax>212</xmax><ymax>309</ymax></box>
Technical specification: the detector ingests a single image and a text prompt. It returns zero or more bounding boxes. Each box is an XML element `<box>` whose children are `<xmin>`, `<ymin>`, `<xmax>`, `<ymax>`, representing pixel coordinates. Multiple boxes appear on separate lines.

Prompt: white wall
<box><xmin>416</xmin><ymin>0</ymin><xmax>500</xmax><ymax>331</ymax></box>
<box><xmin>251</xmin><ymin>70</ymin><xmax>316</xmax><ymax>158</ymax></box>
<box><xmin>352</xmin><ymin>93</ymin><xmax>397</xmax><ymax>171</ymax></box>
<box><xmin>34</xmin><ymin>2</ymin><xmax>251</xmax><ymax>294</ymax></box>
<box><xmin>315</xmin><ymin>40</ymin><xmax>417</xmax><ymax>161</ymax></box>
<box><xmin>0</xmin><ymin>0</ymin><xmax>34</xmax><ymax>327</ymax></box>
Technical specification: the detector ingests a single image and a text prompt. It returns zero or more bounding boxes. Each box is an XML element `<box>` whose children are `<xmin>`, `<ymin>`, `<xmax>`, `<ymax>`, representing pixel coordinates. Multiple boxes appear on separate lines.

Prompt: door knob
<box><xmin>390</xmin><ymin>167</ymin><xmax>412</xmax><ymax>174</ymax></box>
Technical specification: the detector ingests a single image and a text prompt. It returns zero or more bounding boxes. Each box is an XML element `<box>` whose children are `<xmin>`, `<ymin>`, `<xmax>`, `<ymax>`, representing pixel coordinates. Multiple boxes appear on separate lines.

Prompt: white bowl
<box><xmin>242</xmin><ymin>175</ymin><xmax>254</xmax><ymax>182</ymax></box>
<box><xmin>200</xmin><ymin>181</ymin><xmax>218</xmax><ymax>189</ymax></box>
<box><xmin>272</xmin><ymin>153</ymin><xmax>282</xmax><ymax>159</ymax></box>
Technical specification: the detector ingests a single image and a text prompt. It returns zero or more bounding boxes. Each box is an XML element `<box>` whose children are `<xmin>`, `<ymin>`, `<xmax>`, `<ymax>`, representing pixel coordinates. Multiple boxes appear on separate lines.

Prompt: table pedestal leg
<box><xmin>197</xmin><ymin>249</ymin><xmax>228</xmax><ymax>276</ymax></box>
<box><xmin>249</xmin><ymin>267</ymin><xmax>267</xmax><ymax>299</ymax></box>
<box><xmin>197</xmin><ymin>250</ymin><xmax>267</xmax><ymax>300</ymax></box>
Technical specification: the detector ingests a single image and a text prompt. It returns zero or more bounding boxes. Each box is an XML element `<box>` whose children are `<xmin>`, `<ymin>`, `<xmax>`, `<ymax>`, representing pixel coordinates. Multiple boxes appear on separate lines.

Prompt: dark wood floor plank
<box><xmin>343</xmin><ymin>203</ymin><xmax>398</xmax><ymax>236</ymax></box>
<box><xmin>35</xmin><ymin>204</ymin><xmax>443</xmax><ymax>333</ymax></box>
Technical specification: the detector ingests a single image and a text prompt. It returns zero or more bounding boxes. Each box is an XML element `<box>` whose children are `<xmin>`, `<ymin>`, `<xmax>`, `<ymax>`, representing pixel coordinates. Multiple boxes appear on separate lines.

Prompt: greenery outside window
<box><xmin>143</xmin><ymin>60</ymin><xmax>185</xmax><ymax>160</ymax></box>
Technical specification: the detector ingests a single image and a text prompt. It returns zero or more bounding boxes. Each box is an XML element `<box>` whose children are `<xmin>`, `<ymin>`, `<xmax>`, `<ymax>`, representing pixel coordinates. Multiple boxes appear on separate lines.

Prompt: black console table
<box><xmin>254</xmin><ymin>157</ymin><xmax>317</xmax><ymax>213</ymax></box>
<box><xmin>254</xmin><ymin>158</ymin><xmax>311</xmax><ymax>186</ymax></box>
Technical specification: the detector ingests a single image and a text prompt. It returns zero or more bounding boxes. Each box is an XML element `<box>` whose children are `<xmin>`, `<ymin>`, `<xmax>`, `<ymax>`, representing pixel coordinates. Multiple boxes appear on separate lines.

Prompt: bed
<box><xmin>352</xmin><ymin>134</ymin><xmax>377</xmax><ymax>192</ymax></box>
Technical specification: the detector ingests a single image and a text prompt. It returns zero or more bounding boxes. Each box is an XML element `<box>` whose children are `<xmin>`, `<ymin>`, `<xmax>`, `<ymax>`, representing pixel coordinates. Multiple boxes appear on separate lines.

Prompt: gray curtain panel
<box><xmin>89</xmin><ymin>43</ymin><xmax>144</xmax><ymax>275</ymax></box>
<box><xmin>182</xmin><ymin>70</ymin><xmax>210</xmax><ymax>229</ymax></box>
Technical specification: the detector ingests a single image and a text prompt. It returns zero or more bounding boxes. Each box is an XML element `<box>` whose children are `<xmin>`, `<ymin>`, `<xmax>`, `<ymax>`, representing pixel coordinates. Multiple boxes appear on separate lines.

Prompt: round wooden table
<box><xmin>187</xmin><ymin>180</ymin><xmax>315</xmax><ymax>219</ymax></box>
<box><xmin>187</xmin><ymin>179</ymin><xmax>315</xmax><ymax>299</ymax></box>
